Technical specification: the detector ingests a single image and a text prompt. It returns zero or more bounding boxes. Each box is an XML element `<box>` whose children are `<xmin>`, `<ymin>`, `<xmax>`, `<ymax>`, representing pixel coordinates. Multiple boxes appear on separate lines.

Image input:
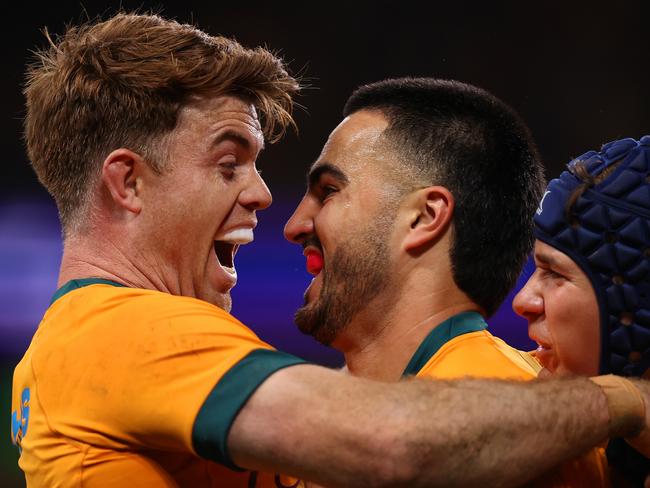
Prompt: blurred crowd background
<box><xmin>2</xmin><ymin>1</ymin><xmax>649</xmax><ymax>484</ymax></box>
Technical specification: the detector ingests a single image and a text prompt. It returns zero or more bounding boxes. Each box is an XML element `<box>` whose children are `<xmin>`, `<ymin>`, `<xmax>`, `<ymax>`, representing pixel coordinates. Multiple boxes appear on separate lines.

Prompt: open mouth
<box><xmin>213</xmin><ymin>228</ymin><xmax>255</xmax><ymax>273</ymax></box>
<box><xmin>305</xmin><ymin>249</ymin><xmax>324</xmax><ymax>275</ymax></box>
<box><xmin>531</xmin><ymin>338</ymin><xmax>552</xmax><ymax>357</ymax></box>
<box><xmin>531</xmin><ymin>335</ymin><xmax>552</xmax><ymax>352</ymax></box>
<box><xmin>530</xmin><ymin>339</ymin><xmax>555</xmax><ymax>372</ymax></box>
<box><xmin>214</xmin><ymin>241</ymin><xmax>238</xmax><ymax>270</ymax></box>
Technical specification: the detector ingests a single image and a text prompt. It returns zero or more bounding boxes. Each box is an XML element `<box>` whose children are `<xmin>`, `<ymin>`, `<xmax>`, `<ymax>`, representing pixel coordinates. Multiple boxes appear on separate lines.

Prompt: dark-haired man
<box><xmin>11</xmin><ymin>12</ymin><xmax>650</xmax><ymax>488</ymax></box>
<box><xmin>286</xmin><ymin>77</ymin><xmax>544</xmax><ymax>377</ymax></box>
<box><xmin>284</xmin><ymin>78</ymin><xmax>618</xmax><ymax>485</ymax></box>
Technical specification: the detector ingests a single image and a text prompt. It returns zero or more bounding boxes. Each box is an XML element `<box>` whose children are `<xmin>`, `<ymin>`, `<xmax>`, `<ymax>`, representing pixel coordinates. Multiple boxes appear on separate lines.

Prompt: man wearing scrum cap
<box><xmin>285</xmin><ymin>78</ymin><xmax>648</xmax><ymax>485</ymax></box>
<box><xmin>10</xmin><ymin>11</ymin><xmax>650</xmax><ymax>487</ymax></box>
<box><xmin>515</xmin><ymin>135</ymin><xmax>650</xmax><ymax>485</ymax></box>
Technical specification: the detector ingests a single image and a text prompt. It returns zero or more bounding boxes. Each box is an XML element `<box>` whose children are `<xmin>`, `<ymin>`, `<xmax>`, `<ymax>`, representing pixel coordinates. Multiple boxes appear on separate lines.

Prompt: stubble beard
<box><xmin>294</xmin><ymin>219</ymin><xmax>393</xmax><ymax>345</ymax></box>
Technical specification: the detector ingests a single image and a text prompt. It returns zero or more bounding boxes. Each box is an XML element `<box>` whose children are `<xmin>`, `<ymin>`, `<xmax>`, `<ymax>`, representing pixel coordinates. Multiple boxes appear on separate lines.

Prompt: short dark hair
<box><xmin>25</xmin><ymin>12</ymin><xmax>299</xmax><ymax>233</ymax></box>
<box><xmin>343</xmin><ymin>78</ymin><xmax>544</xmax><ymax>316</ymax></box>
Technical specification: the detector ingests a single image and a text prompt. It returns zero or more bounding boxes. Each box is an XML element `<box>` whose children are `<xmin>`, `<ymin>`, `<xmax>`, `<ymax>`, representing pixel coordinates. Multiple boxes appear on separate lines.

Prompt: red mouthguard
<box><xmin>306</xmin><ymin>251</ymin><xmax>324</xmax><ymax>275</ymax></box>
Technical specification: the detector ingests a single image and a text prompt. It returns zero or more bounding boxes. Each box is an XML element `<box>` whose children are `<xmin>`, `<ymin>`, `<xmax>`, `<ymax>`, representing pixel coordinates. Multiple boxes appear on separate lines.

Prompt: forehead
<box><xmin>312</xmin><ymin>110</ymin><xmax>390</xmax><ymax>176</ymax></box>
<box><xmin>534</xmin><ymin>240</ymin><xmax>579</xmax><ymax>270</ymax></box>
<box><xmin>173</xmin><ymin>95</ymin><xmax>264</xmax><ymax>149</ymax></box>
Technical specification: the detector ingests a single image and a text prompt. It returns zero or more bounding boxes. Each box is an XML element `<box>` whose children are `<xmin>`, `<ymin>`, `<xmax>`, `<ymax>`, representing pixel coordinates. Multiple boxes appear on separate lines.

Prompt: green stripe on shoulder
<box><xmin>402</xmin><ymin>311</ymin><xmax>487</xmax><ymax>377</ymax></box>
<box><xmin>192</xmin><ymin>349</ymin><xmax>306</xmax><ymax>470</ymax></box>
<box><xmin>51</xmin><ymin>278</ymin><xmax>126</xmax><ymax>304</ymax></box>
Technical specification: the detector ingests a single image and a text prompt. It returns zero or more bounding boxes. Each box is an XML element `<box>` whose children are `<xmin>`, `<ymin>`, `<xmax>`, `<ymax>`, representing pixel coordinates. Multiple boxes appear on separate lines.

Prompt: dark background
<box><xmin>2</xmin><ymin>1</ymin><xmax>649</xmax><ymax>484</ymax></box>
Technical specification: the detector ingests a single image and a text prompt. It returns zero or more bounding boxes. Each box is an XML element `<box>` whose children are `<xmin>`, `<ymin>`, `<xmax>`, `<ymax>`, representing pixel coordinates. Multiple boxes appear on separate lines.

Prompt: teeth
<box><xmin>221</xmin><ymin>228</ymin><xmax>254</xmax><ymax>244</ymax></box>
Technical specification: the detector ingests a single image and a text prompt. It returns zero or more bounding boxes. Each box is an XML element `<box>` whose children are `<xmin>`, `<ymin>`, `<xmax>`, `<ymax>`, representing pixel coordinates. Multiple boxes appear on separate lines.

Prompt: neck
<box><xmin>338</xmin><ymin>277</ymin><xmax>482</xmax><ymax>382</ymax></box>
<box><xmin>58</xmin><ymin>231</ymin><xmax>169</xmax><ymax>293</ymax></box>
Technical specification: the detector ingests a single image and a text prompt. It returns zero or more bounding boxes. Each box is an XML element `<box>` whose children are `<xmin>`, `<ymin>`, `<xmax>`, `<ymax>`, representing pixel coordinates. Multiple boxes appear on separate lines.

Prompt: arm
<box><xmin>229</xmin><ymin>365</ymin><xmax>638</xmax><ymax>487</ymax></box>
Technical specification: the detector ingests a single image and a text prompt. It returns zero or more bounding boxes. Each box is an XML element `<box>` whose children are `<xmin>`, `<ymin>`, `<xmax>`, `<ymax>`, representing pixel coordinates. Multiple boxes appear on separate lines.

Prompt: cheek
<box><xmin>188</xmin><ymin>179</ymin><xmax>236</xmax><ymax>220</ymax></box>
<box><xmin>550</xmin><ymin>290</ymin><xmax>601</xmax><ymax>376</ymax></box>
<box><xmin>314</xmin><ymin>208</ymin><xmax>342</xmax><ymax>246</ymax></box>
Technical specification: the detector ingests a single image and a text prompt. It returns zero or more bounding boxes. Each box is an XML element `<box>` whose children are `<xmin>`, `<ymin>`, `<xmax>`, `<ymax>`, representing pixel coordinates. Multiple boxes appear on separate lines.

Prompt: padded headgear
<box><xmin>534</xmin><ymin>135</ymin><xmax>650</xmax><ymax>376</ymax></box>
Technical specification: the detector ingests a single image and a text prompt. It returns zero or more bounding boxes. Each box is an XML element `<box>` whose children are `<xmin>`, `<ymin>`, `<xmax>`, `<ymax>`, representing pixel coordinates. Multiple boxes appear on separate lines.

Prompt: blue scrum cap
<box><xmin>534</xmin><ymin>136</ymin><xmax>650</xmax><ymax>376</ymax></box>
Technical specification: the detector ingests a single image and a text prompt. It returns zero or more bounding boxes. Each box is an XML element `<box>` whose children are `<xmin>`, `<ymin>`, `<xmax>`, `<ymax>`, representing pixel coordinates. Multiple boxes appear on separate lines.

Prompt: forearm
<box><xmin>399</xmin><ymin>376</ymin><xmax>612</xmax><ymax>487</ymax></box>
<box><xmin>229</xmin><ymin>365</ymin><xmax>410</xmax><ymax>486</ymax></box>
<box><xmin>229</xmin><ymin>367</ymin><xmax>617</xmax><ymax>487</ymax></box>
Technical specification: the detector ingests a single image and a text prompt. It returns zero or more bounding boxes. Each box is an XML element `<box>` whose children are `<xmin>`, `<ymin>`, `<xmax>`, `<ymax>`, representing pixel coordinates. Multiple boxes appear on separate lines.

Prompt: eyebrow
<box><xmin>534</xmin><ymin>251</ymin><xmax>560</xmax><ymax>267</ymax></box>
<box><xmin>212</xmin><ymin>129</ymin><xmax>265</xmax><ymax>153</ymax></box>
<box><xmin>307</xmin><ymin>162</ymin><xmax>349</xmax><ymax>189</ymax></box>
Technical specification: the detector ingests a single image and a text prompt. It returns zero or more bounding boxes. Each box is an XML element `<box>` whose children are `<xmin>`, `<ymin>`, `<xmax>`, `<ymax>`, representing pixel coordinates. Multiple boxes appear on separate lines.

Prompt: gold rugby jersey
<box><xmin>403</xmin><ymin>311</ymin><xmax>609</xmax><ymax>488</ymax></box>
<box><xmin>11</xmin><ymin>279</ymin><xmax>306</xmax><ymax>487</ymax></box>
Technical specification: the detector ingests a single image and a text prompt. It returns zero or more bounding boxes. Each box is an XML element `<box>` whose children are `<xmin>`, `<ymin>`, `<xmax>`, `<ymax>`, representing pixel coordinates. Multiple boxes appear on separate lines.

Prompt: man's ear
<box><xmin>402</xmin><ymin>186</ymin><xmax>454</xmax><ymax>252</ymax></box>
<box><xmin>101</xmin><ymin>148</ymin><xmax>146</xmax><ymax>214</ymax></box>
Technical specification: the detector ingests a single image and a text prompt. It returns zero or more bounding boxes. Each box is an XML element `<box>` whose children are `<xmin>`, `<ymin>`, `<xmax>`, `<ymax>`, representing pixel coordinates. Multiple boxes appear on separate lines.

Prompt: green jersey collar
<box><xmin>402</xmin><ymin>311</ymin><xmax>487</xmax><ymax>377</ymax></box>
<box><xmin>51</xmin><ymin>278</ymin><xmax>126</xmax><ymax>305</ymax></box>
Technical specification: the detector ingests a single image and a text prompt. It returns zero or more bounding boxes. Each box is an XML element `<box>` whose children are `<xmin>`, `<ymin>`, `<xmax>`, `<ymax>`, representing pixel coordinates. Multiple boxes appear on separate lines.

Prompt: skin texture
<box><xmin>59</xmin><ymin>96</ymin><xmax>650</xmax><ymax>486</ymax></box>
<box><xmin>513</xmin><ymin>240</ymin><xmax>601</xmax><ymax>377</ymax></box>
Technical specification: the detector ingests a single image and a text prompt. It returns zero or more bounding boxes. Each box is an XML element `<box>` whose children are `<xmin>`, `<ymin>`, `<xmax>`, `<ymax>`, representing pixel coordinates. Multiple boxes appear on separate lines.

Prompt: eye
<box><xmin>540</xmin><ymin>267</ymin><xmax>564</xmax><ymax>281</ymax></box>
<box><xmin>319</xmin><ymin>185</ymin><xmax>338</xmax><ymax>202</ymax></box>
<box><xmin>219</xmin><ymin>161</ymin><xmax>239</xmax><ymax>180</ymax></box>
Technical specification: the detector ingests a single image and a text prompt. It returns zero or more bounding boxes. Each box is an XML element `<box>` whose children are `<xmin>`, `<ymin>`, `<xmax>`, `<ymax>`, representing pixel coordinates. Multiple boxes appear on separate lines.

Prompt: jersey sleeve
<box><xmin>32</xmin><ymin>290</ymin><xmax>305</xmax><ymax>469</ymax></box>
<box><xmin>191</xmin><ymin>347</ymin><xmax>304</xmax><ymax>469</ymax></box>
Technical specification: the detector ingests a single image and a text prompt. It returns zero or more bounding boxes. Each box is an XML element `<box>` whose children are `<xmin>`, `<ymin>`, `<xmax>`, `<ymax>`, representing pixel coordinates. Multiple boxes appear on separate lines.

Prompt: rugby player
<box><xmin>10</xmin><ymin>12</ymin><xmax>650</xmax><ymax>487</ymax></box>
<box><xmin>514</xmin><ymin>135</ymin><xmax>650</xmax><ymax>485</ymax></box>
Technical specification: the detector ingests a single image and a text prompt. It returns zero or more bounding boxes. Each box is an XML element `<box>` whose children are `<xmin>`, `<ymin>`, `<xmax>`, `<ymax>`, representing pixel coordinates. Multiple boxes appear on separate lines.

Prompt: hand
<box><xmin>625</xmin><ymin>379</ymin><xmax>650</xmax><ymax>457</ymax></box>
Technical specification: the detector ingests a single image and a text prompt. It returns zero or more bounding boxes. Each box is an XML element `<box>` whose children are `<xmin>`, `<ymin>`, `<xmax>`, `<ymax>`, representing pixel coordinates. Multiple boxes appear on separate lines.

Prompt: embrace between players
<box><xmin>10</xmin><ymin>12</ymin><xmax>650</xmax><ymax>487</ymax></box>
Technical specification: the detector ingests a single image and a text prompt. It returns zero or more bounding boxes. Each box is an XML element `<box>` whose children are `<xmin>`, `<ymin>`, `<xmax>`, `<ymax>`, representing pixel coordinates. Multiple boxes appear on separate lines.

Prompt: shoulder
<box><xmin>418</xmin><ymin>331</ymin><xmax>538</xmax><ymax>380</ymax></box>
<box><xmin>39</xmin><ymin>284</ymin><xmax>269</xmax><ymax>363</ymax></box>
<box><xmin>57</xmin><ymin>284</ymin><xmax>249</xmax><ymax>330</ymax></box>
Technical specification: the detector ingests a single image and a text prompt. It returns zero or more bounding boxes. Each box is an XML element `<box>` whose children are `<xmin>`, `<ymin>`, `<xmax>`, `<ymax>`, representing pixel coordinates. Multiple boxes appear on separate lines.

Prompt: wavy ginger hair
<box><xmin>24</xmin><ymin>13</ymin><xmax>299</xmax><ymax>234</ymax></box>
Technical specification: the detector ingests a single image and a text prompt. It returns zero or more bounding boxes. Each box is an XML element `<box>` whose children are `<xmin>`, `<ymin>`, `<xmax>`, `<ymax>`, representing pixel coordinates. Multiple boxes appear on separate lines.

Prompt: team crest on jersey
<box><xmin>11</xmin><ymin>388</ymin><xmax>30</xmax><ymax>454</ymax></box>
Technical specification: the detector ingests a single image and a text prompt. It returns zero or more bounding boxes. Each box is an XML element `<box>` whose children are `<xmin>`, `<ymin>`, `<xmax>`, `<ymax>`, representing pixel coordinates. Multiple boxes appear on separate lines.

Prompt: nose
<box><xmin>240</xmin><ymin>169</ymin><xmax>272</xmax><ymax>211</ymax></box>
<box><xmin>284</xmin><ymin>195</ymin><xmax>315</xmax><ymax>244</ymax></box>
<box><xmin>512</xmin><ymin>273</ymin><xmax>544</xmax><ymax>321</ymax></box>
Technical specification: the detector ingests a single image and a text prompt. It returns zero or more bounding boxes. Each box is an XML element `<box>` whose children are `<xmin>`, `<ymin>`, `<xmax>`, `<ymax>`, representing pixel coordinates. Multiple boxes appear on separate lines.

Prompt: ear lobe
<box><xmin>403</xmin><ymin>186</ymin><xmax>454</xmax><ymax>252</ymax></box>
<box><xmin>101</xmin><ymin>148</ymin><xmax>144</xmax><ymax>214</ymax></box>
